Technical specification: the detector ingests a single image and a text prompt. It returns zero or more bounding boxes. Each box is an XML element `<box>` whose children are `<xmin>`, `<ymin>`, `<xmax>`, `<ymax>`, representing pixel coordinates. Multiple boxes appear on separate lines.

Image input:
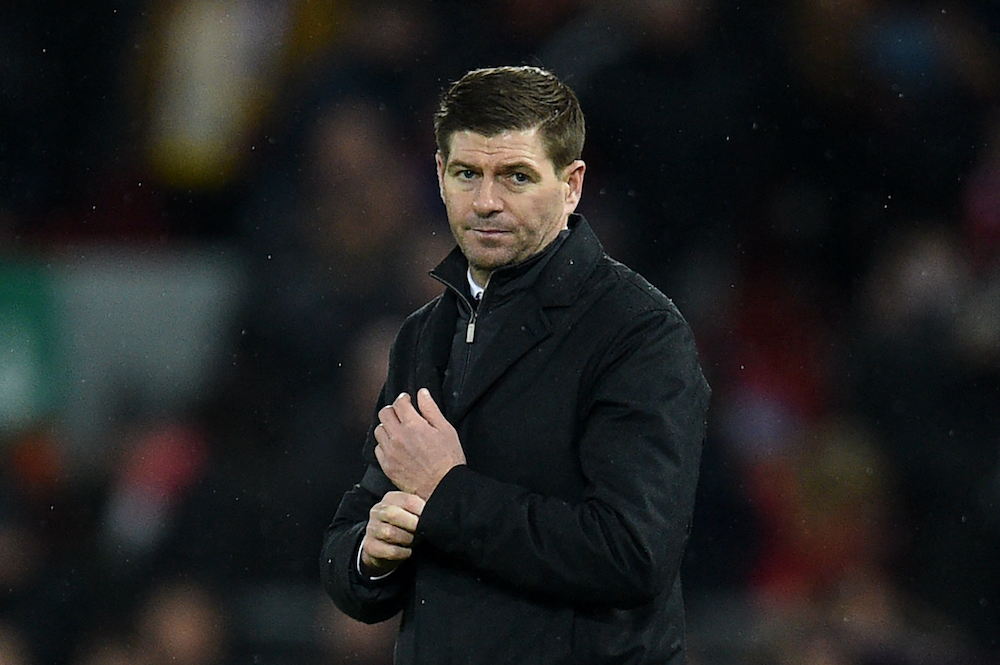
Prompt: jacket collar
<box><xmin>429</xmin><ymin>213</ymin><xmax>604</xmax><ymax>307</ymax></box>
<box><xmin>422</xmin><ymin>214</ymin><xmax>605</xmax><ymax>421</ymax></box>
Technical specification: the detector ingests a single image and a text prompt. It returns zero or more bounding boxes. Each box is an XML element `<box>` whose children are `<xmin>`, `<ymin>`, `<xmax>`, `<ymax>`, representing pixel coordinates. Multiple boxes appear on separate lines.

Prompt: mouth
<box><xmin>464</xmin><ymin>228</ymin><xmax>512</xmax><ymax>251</ymax></box>
<box><xmin>468</xmin><ymin>226</ymin><xmax>512</xmax><ymax>239</ymax></box>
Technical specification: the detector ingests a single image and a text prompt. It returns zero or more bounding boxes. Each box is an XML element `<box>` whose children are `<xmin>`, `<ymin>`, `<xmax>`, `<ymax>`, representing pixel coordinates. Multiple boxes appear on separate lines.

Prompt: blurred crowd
<box><xmin>2</xmin><ymin>0</ymin><xmax>1000</xmax><ymax>663</ymax></box>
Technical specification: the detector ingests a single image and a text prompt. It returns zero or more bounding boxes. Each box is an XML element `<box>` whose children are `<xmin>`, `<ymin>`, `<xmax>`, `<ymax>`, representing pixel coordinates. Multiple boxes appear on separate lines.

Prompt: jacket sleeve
<box><xmin>319</xmin><ymin>465</ymin><xmax>415</xmax><ymax>623</ymax></box>
<box><xmin>415</xmin><ymin>308</ymin><xmax>710</xmax><ymax>607</ymax></box>
<box><xmin>319</xmin><ymin>379</ymin><xmax>413</xmax><ymax>623</ymax></box>
<box><xmin>318</xmin><ymin>302</ymin><xmax>443</xmax><ymax>623</ymax></box>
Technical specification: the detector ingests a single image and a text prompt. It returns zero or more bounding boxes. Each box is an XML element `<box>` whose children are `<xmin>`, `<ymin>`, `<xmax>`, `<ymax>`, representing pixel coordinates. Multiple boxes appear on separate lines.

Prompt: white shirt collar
<box><xmin>467</xmin><ymin>267</ymin><xmax>485</xmax><ymax>301</ymax></box>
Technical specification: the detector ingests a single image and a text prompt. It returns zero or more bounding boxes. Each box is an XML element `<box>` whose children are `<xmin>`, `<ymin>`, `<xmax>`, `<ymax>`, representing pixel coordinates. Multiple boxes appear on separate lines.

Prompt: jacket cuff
<box><xmin>418</xmin><ymin>465</ymin><xmax>470</xmax><ymax>539</ymax></box>
<box><xmin>355</xmin><ymin>535</ymin><xmax>398</xmax><ymax>582</ymax></box>
<box><xmin>417</xmin><ymin>464</ymin><xmax>502</xmax><ymax>557</ymax></box>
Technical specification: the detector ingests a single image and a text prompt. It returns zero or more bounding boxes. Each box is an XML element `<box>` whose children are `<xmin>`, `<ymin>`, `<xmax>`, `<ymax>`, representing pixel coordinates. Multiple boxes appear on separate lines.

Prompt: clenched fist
<box><xmin>360</xmin><ymin>491</ymin><xmax>426</xmax><ymax>578</ymax></box>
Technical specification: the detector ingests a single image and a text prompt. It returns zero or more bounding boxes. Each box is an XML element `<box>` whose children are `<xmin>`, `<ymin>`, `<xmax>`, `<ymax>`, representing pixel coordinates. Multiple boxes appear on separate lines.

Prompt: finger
<box><xmin>362</xmin><ymin>537</ymin><xmax>412</xmax><ymax>564</ymax></box>
<box><xmin>378</xmin><ymin>404</ymin><xmax>400</xmax><ymax>427</ymax></box>
<box><xmin>405</xmin><ymin>493</ymin><xmax>426</xmax><ymax>517</ymax></box>
<box><xmin>416</xmin><ymin>388</ymin><xmax>448</xmax><ymax>430</ymax></box>
<box><xmin>373</xmin><ymin>441</ymin><xmax>387</xmax><ymax>470</ymax></box>
<box><xmin>374</xmin><ymin>500</ymin><xmax>421</xmax><ymax>533</ymax></box>
<box><xmin>383</xmin><ymin>491</ymin><xmax>427</xmax><ymax>518</ymax></box>
<box><xmin>373</xmin><ymin>423</ymin><xmax>389</xmax><ymax>445</ymax></box>
<box><xmin>385</xmin><ymin>505</ymin><xmax>421</xmax><ymax>533</ymax></box>
<box><xmin>392</xmin><ymin>392</ymin><xmax>423</xmax><ymax>426</ymax></box>
<box><xmin>367</xmin><ymin>519</ymin><xmax>417</xmax><ymax>546</ymax></box>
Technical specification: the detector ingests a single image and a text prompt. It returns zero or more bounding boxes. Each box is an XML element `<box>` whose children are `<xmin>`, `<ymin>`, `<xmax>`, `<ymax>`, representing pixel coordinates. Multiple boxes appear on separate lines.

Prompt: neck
<box><xmin>470</xmin><ymin>267</ymin><xmax>491</xmax><ymax>289</ymax></box>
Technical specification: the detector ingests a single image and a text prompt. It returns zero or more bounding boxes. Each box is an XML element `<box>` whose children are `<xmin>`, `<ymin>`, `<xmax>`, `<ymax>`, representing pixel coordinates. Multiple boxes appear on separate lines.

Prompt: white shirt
<box><xmin>467</xmin><ymin>267</ymin><xmax>484</xmax><ymax>301</ymax></box>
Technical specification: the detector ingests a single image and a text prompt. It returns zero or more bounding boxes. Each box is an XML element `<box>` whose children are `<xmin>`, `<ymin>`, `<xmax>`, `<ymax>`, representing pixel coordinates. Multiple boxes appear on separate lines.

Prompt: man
<box><xmin>321</xmin><ymin>66</ymin><xmax>710</xmax><ymax>664</ymax></box>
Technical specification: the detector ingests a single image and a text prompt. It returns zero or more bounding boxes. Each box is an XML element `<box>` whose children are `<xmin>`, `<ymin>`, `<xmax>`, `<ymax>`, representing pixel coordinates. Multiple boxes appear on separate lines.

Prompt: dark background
<box><xmin>1</xmin><ymin>1</ymin><xmax>999</xmax><ymax>663</ymax></box>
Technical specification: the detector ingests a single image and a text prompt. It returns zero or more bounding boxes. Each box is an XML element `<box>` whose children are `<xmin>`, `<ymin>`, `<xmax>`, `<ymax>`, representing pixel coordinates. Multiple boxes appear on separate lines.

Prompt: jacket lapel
<box><xmin>413</xmin><ymin>291</ymin><xmax>456</xmax><ymax>412</ymax></box>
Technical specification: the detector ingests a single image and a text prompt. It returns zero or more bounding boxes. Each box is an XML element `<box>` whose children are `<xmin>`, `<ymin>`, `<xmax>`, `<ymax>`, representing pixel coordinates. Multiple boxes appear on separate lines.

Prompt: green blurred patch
<box><xmin>0</xmin><ymin>261</ymin><xmax>59</xmax><ymax>436</ymax></box>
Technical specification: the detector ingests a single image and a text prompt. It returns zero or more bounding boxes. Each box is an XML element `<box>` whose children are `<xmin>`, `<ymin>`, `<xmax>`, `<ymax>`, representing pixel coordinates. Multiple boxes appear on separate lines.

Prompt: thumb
<box><xmin>417</xmin><ymin>388</ymin><xmax>448</xmax><ymax>429</ymax></box>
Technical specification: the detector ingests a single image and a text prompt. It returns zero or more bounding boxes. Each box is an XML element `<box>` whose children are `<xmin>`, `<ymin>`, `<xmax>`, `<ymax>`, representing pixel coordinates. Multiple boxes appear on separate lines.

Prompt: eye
<box><xmin>510</xmin><ymin>172</ymin><xmax>531</xmax><ymax>184</ymax></box>
<box><xmin>459</xmin><ymin>169</ymin><xmax>477</xmax><ymax>180</ymax></box>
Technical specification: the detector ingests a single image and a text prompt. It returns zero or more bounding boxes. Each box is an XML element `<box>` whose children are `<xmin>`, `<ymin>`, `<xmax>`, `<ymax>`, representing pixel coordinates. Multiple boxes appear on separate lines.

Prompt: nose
<box><xmin>471</xmin><ymin>178</ymin><xmax>503</xmax><ymax>217</ymax></box>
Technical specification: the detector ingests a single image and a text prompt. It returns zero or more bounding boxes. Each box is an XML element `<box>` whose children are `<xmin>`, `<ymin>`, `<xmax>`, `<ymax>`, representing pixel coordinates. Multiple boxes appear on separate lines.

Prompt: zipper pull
<box><xmin>466</xmin><ymin>276</ymin><xmax>487</xmax><ymax>344</ymax></box>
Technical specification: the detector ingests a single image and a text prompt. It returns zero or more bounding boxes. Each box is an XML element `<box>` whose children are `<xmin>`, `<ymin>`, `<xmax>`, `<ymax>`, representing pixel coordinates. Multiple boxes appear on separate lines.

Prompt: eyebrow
<box><xmin>447</xmin><ymin>160</ymin><xmax>480</xmax><ymax>172</ymax></box>
<box><xmin>497</xmin><ymin>161</ymin><xmax>541</xmax><ymax>177</ymax></box>
<box><xmin>447</xmin><ymin>159</ymin><xmax>542</xmax><ymax>177</ymax></box>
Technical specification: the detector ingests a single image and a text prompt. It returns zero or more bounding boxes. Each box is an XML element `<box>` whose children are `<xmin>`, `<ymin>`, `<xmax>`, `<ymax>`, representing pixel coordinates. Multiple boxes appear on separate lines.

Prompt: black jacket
<box><xmin>321</xmin><ymin>215</ymin><xmax>710</xmax><ymax>664</ymax></box>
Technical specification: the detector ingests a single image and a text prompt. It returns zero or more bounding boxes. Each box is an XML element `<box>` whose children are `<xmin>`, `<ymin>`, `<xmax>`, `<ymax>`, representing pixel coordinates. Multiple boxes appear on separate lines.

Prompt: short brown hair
<box><xmin>433</xmin><ymin>66</ymin><xmax>585</xmax><ymax>170</ymax></box>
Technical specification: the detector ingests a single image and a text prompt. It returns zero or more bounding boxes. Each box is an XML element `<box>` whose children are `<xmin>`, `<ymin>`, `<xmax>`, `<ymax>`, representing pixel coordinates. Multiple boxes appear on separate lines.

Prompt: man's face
<box><xmin>436</xmin><ymin>127</ymin><xmax>585</xmax><ymax>286</ymax></box>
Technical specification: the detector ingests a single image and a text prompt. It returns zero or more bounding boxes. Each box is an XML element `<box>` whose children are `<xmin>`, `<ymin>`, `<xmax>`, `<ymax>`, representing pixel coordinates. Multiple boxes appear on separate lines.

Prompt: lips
<box><xmin>467</xmin><ymin>222</ymin><xmax>512</xmax><ymax>235</ymax></box>
<box><xmin>465</xmin><ymin>228</ymin><xmax>512</xmax><ymax>250</ymax></box>
<box><xmin>469</xmin><ymin>217</ymin><xmax>512</xmax><ymax>229</ymax></box>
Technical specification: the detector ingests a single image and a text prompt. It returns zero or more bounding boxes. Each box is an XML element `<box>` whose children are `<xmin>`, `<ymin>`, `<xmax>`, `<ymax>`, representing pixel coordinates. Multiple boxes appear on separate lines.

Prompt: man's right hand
<box><xmin>360</xmin><ymin>491</ymin><xmax>426</xmax><ymax>578</ymax></box>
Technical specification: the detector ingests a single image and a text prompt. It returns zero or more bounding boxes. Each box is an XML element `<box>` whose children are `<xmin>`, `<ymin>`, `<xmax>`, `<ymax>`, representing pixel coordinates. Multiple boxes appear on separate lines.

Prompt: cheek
<box><xmin>444</xmin><ymin>187</ymin><xmax>474</xmax><ymax>212</ymax></box>
<box><xmin>527</xmin><ymin>192</ymin><xmax>566</xmax><ymax>230</ymax></box>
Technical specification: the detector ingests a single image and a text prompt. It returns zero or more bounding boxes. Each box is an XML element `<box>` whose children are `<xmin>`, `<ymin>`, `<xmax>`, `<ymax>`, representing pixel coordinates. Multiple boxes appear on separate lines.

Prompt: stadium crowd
<box><xmin>1</xmin><ymin>0</ymin><xmax>999</xmax><ymax>663</ymax></box>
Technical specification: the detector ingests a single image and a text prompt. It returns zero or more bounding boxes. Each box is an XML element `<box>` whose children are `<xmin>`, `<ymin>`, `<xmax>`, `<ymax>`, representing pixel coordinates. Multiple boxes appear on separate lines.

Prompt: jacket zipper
<box><xmin>430</xmin><ymin>270</ymin><xmax>490</xmax><ymax>344</ymax></box>
<box><xmin>466</xmin><ymin>311</ymin><xmax>477</xmax><ymax>343</ymax></box>
<box><xmin>466</xmin><ymin>276</ymin><xmax>490</xmax><ymax>343</ymax></box>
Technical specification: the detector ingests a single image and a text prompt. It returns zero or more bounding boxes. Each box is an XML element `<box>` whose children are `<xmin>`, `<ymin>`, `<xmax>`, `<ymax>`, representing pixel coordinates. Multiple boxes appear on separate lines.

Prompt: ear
<box><xmin>562</xmin><ymin>160</ymin><xmax>586</xmax><ymax>214</ymax></box>
<box><xmin>435</xmin><ymin>151</ymin><xmax>446</xmax><ymax>202</ymax></box>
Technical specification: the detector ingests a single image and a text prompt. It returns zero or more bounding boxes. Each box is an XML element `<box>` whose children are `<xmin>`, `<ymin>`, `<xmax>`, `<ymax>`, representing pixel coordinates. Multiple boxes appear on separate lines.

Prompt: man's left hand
<box><xmin>374</xmin><ymin>388</ymin><xmax>466</xmax><ymax>500</ymax></box>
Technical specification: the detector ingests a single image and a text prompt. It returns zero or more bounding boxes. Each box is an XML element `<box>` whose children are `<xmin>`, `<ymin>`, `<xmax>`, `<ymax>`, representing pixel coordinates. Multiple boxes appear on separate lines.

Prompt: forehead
<box><xmin>444</xmin><ymin>128</ymin><xmax>550</xmax><ymax>166</ymax></box>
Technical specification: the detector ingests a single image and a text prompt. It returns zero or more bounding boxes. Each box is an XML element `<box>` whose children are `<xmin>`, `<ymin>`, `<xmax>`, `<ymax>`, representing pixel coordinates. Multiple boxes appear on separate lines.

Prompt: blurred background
<box><xmin>1</xmin><ymin>0</ymin><xmax>999</xmax><ymax>663</ymax></box>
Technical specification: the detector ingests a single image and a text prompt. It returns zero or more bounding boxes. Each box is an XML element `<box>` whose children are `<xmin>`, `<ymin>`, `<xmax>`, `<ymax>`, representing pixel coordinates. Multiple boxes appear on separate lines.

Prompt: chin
<box><xmin>464</xmin><ymin>246</ymin><xmax>513</xmax><ymax>269</ymax></box>
<box><xmin>468</xmin><ymin>259</ymin><xmax>504</xmax><ymax>275</ymax></box>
